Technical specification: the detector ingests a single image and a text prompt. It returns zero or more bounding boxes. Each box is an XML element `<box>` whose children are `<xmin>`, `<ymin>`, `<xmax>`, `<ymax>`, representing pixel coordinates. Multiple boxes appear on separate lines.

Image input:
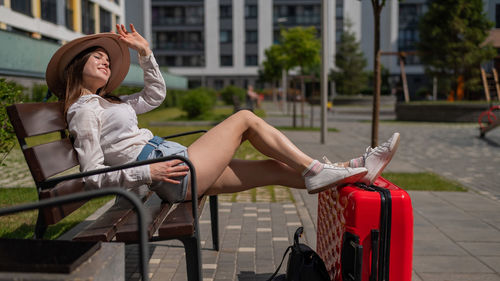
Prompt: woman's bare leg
<box><xmin>187</xmin><ymin>110</ymin><xmax>313</xmax><ymax>195</ymax></box>
<box><xmin>186</xmin><ymin>159</ymin><xmax>304</xmax><ymax>199</ymax></box>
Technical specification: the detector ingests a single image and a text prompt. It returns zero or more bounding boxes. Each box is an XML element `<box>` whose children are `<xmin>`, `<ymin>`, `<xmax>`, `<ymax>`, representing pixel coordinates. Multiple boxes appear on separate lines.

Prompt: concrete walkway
<box><xmin>125</xmin><ymin>102</ymin><xmax>500</xmax><ymax>281</ymax></box>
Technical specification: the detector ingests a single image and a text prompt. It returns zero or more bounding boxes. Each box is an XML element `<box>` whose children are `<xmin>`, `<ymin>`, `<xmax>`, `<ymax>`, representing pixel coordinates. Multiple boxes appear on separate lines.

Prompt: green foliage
<box><xmin>259</xmin><ymin>44</ymin><xmax>287</xmax><ymax>83</ymax></box>
<box><xmin>163</xmin><ymin>89</ymin><xmax>187</xmax><ymax>108</ymax></box>
<box><xmin>30</xmin><ymin>84</ymin><xmax>48</xmax><ymax>102</ymax></box>
<box><xmin>179</xmin><ymin>87</ymin><xmax>216</xmax><ymax>119</ymax></box>
<box><xmin>219</xmin><ymin>85</ymin><xmax>246</xmax><ymax>106</ymax></box>
<box><xmin>362</xmin><ymin>65</ymin><xmax>391</xmax><ymax>95</ymax></box>
<box><xmin>331</xmin><ymin>20</ymin><xmax>368</xmax><ymax>95</ymax></box>
<box><xmin>280</xmin><ymin>26</ymin><xmax>321</xmax><ymax>74</ymax></box>
<box><xmin>417</xmin><ymin>0</ymin><xmax>496</xmax><ymax>97</ymax></box>
<box><xmin>113</xmin><ymin>85</ymin><xmax>144</xmax><ymax>96</ymax></box>
<box><xmin>0</xmin><ymin>79</ymin><xmax>24</xmax><ymax>154</ymax></box>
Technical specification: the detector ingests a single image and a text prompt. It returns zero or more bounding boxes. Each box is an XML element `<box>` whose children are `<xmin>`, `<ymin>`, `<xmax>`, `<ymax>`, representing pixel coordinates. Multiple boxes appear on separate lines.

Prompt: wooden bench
<box><xmin>6</xmin><ymin>102</ymin><xmax>219</xmax><ymax>281</ymax></box>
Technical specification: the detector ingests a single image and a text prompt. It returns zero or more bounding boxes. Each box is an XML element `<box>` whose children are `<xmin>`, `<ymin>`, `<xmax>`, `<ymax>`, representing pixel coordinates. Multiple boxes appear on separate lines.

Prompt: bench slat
<box><xmin>73</xmin><ymin>192</ymin><xmax>153</xmax><ymax>242</ymax></box>
<box><xmin>115</xmin><ymin>194</ymin><xmax>172</xmax><ymax>242</ymax></box>
<box><xmin>25</xmin><ymin>139</ymin><xmax>79</xmax><ymax>183</ymax></box>
<box><xmin>158</xmin><ymin>196</ymin><xmax>207</xmax><ymax>240</ymax></box>
<box><xmin>6</xmin><ymin>102</ymin><xmax>65</xmax><ymax>138</ymax></box>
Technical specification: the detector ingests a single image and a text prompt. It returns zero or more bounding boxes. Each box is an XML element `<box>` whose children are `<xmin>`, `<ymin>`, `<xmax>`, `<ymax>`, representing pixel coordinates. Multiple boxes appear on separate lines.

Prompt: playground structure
<box><xmin>479</xmin><ymin>67</ymin><xmax>500</xmax><ymax>137</ymax></box>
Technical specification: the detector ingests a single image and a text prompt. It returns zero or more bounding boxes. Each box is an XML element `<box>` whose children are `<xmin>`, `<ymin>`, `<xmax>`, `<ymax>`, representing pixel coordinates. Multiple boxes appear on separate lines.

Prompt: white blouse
<box><xmin>67</xmin><ymin>53</ymin><xmax>166</xmax><ymax>190</ymax></box>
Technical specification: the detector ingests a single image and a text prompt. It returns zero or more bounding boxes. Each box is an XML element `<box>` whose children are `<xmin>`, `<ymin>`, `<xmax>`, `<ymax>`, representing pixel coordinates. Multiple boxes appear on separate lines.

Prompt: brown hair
<box><xmin>62</xmin><ymin>47</ymin><xmax>121</xmax><ymax>117</ymax></box>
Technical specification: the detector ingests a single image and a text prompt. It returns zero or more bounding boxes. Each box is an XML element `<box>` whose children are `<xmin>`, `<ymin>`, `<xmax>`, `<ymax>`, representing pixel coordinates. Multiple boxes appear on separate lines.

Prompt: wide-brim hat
<box><xmin>46</xmin><ymin>33</ymin><xmax>130</xmax><ymax>98</ymax></box>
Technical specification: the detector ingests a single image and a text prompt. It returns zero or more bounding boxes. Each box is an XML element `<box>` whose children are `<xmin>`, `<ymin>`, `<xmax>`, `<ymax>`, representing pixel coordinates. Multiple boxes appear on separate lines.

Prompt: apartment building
<box><xmin>0</xmin><ymin>0</ymin><xmax>186</xmax><ymax>92</ymax></box>
<box><xmin>151</xmin><ymin>0</ymin><xmax>337</xmax><ymax>90</ymax></box>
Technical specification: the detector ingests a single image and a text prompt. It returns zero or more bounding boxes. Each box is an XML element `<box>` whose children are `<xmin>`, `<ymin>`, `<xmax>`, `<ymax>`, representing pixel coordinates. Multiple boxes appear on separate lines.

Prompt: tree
<box><xmin>331</xmin><ymin>20</ymin><xmax>368</xmax><ymax>96</ymax></box>
<box><xmin>417</xmin><ymin>0</ymin><xmax>496</xmax><ymax>99</ymax></box>
<box><xmin>280</xmin><ymin>26</ymin><xmax>321</xmax><ymax>127</ymax></box>
<box><xmin>259</xmin><ymin>44</ymin><xmax>287</xmax><ymax>104</ymax></box>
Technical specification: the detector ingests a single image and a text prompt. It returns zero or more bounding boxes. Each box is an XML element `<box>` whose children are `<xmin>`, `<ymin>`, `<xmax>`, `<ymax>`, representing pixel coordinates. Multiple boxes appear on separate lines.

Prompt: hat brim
<box><xmin>46</xmin><ymin>33</ymin><xmax>130</xmax><ymax>98</ymax></box>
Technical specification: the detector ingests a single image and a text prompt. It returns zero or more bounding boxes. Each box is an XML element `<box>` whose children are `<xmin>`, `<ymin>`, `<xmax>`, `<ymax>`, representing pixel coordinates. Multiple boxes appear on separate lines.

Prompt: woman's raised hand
<box><xmin>149</xmin><ymin>159</ymin><xmax>190</xmax><ymax>185</ymax></box>
<box><xmin>116</xmin><ymin>23</ymin><xmax>152</xmax><ymax>57</ymax></box>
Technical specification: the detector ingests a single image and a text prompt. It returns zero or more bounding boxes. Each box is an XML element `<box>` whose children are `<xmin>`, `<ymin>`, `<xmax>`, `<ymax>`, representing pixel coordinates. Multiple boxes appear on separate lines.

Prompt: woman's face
<box><xmin>82</xmin><ymin>49</ymin><xmax>111</xmax><ymax>92</ymax></box>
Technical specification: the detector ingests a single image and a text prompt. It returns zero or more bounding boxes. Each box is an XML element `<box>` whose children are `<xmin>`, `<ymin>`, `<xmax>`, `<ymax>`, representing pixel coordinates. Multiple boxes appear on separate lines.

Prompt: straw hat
<box><xmin>46</xmin><ymin>33</ymin><xmax>130</xmax><ymax>98</ymax></box>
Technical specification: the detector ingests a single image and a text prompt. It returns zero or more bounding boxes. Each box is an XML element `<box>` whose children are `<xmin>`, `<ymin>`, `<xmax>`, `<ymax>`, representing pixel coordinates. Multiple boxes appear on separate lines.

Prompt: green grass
<box><xmin>381</xmin><ymin>172</ymin><xmax>467</xmax><ymax>192</ymax></box>
<box><xmin>141</xmin><ymin>106</ymin><xmax>266</xmax><ymax>125</ymax></box>
<box><xmin>0</xmin><ymin>188</ymin><xmax>114</xmax><ymax>239</ymax></box>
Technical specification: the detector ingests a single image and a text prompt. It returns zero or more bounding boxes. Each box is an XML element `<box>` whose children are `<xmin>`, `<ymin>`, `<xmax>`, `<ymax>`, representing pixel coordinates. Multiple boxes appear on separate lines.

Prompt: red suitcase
<box><xmin>316</xmin><ymin>177</ymin><xmax>413</xmax><ymax>281</ymax></box>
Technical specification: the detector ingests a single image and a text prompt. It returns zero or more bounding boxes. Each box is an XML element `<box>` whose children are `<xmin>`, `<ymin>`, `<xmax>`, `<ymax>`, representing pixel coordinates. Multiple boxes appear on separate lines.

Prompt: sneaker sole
<box><xmin>363</xmin><ymin>132</ymin><xmax>400</xmax><ymax>185</ymax></box>
<box><xmin>307</xmin><ymin>170</ymin><xmax>368</xmax><ymax>194</ymax></box>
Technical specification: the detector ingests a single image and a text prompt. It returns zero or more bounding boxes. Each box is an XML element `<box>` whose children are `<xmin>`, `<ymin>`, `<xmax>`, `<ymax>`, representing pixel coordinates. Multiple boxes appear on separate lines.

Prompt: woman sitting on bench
<box><xmin>45</xmin><ymin>24</ymin><xmax>400</xmax><ymax>204</ymax></box>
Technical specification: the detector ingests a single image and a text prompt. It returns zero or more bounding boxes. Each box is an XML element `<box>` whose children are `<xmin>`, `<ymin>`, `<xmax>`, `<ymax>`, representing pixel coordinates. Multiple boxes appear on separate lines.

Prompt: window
<box><xmin>182</xmin><ymin>55</ymin><xmax>204</xmax><ymax>67</ymax></box>
<box><xmin>245</xmin><ymin>55</ymin><xmax>258</xmax><ymax>66</ymax></box>
<box><xmin>11</xmin><ymin>0</ymin><xmax>32</xmax><ymax>16</ymax></box>
<box><xmin>220</xmin><ymin>5</ymin><xmax>232</xmax><ymax>19</ymax></box>
<box><xmin>65</xmin><ymin>0</ymin><xmax>74</xmax><ymax>30</ymax></box>
<box><xmin>220</xmin><ymin>30</ymin><xmax>232</xmax><ymax>43</ymax></box>
<box><xmin>496</xmin><ymin>4</ymin><xmax>500</xmax><ymax>28</ymax></box>
<box><xmin>220</xmin><ymin>55</ymin><xmax>233</xmax><ymax>66</ymax></box>
<box><xmin>81</xmin><ymin>0</ymin><xmax>95</xmax><ymax>34</ymax></box>
<box><xmin>336</xmin><ymin>4</ymin><xmax>343</xmax><ymax>18</ymax></box>
<box><xmin>41</xmin><ymin>0</ymin><xmax>57</xmax><ymax>23</ymax></box>
<box><xmin>214</xmin><ymin>80</ymin><xmax>224</xmax><ymax>90</ymax></box>
<box><xmin>245</xmin><ymin>30</ymin><xmax>257</xmax><ymax>43</ymax></box>
<box><xmin>245</xmin><ymin>5</ymin><xmax>257</xmax><ymax>19</ymax></box>
<box><xmin>398</xmin><ymin>3</ymin><xmax>425</xmax><ymax>65</ymax></box>
<box><xmin>100</xmin><ymin>8</ymin><xmax>112</xmax><ymax>33</ymax></box>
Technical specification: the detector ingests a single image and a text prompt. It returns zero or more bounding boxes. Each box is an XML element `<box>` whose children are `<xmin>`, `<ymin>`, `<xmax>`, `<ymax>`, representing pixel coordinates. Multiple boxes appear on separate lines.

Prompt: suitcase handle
<box><xmin>341</xmin><ymin>232</ymin><xmax>363</xmax><ymax>281</ymax></box>
<box><xmin>370</xmin><ymin>229</ymin><xmax>380</xmax><ymax>281</ymax></box>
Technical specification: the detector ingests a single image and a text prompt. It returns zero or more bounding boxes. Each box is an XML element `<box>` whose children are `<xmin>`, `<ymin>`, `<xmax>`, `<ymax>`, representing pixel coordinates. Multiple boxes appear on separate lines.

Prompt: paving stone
<box><xmin>413</xmin><ymin>256</ymin><xmax>493</xmax><ymax>273</ymax></box>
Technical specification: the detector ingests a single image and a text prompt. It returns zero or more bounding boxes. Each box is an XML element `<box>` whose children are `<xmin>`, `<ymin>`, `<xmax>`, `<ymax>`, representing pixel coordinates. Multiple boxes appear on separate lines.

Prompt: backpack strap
<box><xmin>266</xmin><ymin>245</ymin><xmax>292</xmax><ymax>281</ymax></box>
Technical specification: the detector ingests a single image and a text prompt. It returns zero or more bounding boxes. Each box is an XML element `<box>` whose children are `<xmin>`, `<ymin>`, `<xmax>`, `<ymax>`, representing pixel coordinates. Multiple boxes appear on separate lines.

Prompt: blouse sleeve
<box><xmin>68</xmin><ymin>106</ymin><xmax>152</xmax><ymax>190</ymax></box>
<box><xmin>120</xmin><ymin>53</ymin><xmax>166</xmax><ymax>115</ymax></box>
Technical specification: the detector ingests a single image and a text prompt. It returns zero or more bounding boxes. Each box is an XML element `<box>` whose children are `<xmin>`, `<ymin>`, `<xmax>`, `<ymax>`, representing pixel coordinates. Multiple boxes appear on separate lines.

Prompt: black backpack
<box><xmin>267</xmin><ymin>227</ymin><xmax>331</xmax><ymax>281</ymax></box>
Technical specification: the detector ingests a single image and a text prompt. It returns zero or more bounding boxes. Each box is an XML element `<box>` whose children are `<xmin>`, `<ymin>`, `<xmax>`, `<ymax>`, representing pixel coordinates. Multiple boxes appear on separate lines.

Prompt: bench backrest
<box><xmin>7</xmin><ymin>102</ymin><xmax>87</xmax><ymax>225</ymax></box>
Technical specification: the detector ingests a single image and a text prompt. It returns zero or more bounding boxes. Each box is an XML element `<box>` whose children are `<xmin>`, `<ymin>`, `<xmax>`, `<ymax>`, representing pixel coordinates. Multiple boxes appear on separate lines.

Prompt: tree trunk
<box><xmin>371</xmin><ymin>1</ymin><xmax>383</xmax><ymax>148</ymax></box>
<box><xmin>301</xmin><ymin>76</ymin><xmax>305</xmax><ymax>127</ymax></box>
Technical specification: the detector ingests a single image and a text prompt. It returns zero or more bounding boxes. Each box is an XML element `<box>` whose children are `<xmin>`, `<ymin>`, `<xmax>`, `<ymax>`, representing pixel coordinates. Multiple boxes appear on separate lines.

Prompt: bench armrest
<box><xmin>162</xmin><ymin>129</ymin><xmax>207</xmax><ymax>140</ymax></box>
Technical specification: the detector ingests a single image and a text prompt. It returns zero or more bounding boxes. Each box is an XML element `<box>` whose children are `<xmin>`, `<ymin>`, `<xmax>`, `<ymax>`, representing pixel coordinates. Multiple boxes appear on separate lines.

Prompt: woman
<box><xmin>46</xmin><ymin>24</ymin><xmax>400</xmax><ymax>204</ymax></box>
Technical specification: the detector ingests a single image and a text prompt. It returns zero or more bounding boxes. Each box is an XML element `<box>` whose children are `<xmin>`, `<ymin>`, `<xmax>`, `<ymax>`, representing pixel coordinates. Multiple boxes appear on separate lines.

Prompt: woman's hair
<box><xmin>62</xmin><ymin>47</ymin><xmax>121</xmax><ymax>117</ymax></box>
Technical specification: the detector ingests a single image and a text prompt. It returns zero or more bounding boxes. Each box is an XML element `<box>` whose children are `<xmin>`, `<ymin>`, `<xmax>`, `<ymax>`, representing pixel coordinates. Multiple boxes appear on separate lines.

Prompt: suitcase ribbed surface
<box><xmin>317</xmin><ymin>188</ymin><xmax>347</xmax><ymax>281</ymax></box>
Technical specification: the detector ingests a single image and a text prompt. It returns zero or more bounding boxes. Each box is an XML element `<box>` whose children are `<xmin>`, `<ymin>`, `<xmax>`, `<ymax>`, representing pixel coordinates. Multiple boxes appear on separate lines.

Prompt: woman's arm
<box><xmin>116</xmin><ymin>23</ymin><xmax>166</xmax><ymax>114</ymax></box>
<box><xmin>119</xmin><ymin>53</ymin><xmax>166</xmax><ymax>114</ymax></box>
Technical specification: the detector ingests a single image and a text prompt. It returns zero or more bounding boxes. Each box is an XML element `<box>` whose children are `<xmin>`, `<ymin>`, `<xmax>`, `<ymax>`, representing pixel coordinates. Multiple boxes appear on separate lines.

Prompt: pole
<box><xmin>282</xmin><ymin>69</ymin><xmax>288</xmax><ymax>114</ymax></box>
<box><xmin>320</xmin><ymin>0</ymin><xmax>329</xmax><ymax>144</ymax></box>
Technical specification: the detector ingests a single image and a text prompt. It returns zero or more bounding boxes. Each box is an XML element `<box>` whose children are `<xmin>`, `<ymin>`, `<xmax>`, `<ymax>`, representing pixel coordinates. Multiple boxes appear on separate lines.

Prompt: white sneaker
<box><xmin>360</xmin><ymin>132</ymin><xmax>400</xmax><ymax>185</ymax></box>
<box><xmin>305</xmin><ymin>164</ymin><xmax>367</xmax><ymax>194</ymax></box>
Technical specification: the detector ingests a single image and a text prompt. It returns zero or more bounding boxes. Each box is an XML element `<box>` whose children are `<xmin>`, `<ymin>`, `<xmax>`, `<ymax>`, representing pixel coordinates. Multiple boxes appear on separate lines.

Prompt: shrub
<box><xmin>163</xmin><ymin>89</ymin><xmax>187</xmax><ymax>108</ymax></box>
<box><xmin>113</xmin><ymin>85</ymin><xmax>143</xmax><ymax>96</ymax></box>
<box><xmin>220</xmin><ymin>85</ymin><xmax>246</xmax><ymax>105</ymax></box>
<box><xmin>0</xmin><ymin>79</ymin><xmax>24</xmax><ymax>155</ymax></box>
<box><xmin>30</xmin><ymin>84</ymin><xmax>48</xmax><ymax>102</ymax></box>
<box><xmin>179</xmin><ymin>87</ymin><xmax>216</xmax><ymax>119</ymax></box>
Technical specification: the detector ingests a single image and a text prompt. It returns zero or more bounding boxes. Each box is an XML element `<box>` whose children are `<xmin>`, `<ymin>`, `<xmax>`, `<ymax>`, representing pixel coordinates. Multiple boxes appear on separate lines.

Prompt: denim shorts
<box><xmin>146</xmin><ymin>140</ymin><xmax>189</xmax><ymax>204</ymax></box>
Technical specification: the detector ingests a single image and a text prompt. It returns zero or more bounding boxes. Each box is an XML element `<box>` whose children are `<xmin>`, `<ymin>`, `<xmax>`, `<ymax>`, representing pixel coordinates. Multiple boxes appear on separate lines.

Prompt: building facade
<box><xmin>146</xmin><ymin>0</ymin><xmax>500</xmax><ymax>96</ymax></box>
<box><xmin>0</xmin><ymin>0</ymin><xmax>187</xmax><ymax>92</ymax></box>
<box><xmin>151</xmin><ymin>0</ymin><xmax>336</xmax><ymax>90</ymax></box>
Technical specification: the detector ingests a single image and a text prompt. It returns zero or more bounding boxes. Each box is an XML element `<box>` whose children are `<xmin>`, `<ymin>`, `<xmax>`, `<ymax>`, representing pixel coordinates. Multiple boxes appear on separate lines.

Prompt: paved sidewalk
<box><xmin>122</xmin><ymin>102</ymin><xmax>500</xmax><ymax>281</ymax></box>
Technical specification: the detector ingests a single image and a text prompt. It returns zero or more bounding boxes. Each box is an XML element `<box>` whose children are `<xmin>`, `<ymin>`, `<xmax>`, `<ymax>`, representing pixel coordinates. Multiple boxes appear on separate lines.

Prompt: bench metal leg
<box><xmin>180</xmin><ymin>235</ymin><xmax>202</xmax><ymax>281</ymax></box>
<box><xmin>209</xmin><ymin>195</ymin><xmax>219</xmax><ymax>251</ymax></box>
<box><xmin>34</xmin><ymin>211</ymin><xmax>47</xmax><ymax>239</ymax></box>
